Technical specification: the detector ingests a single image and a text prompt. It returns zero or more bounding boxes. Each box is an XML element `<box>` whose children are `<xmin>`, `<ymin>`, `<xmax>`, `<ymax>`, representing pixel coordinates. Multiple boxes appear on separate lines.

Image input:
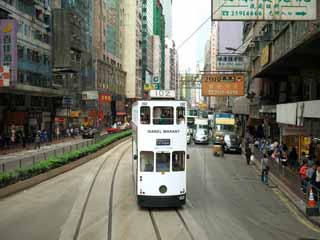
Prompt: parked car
<box><xmin>187</xmin><ymin>131</ymin><xmax>191</xmax><ymax>144</ymax></box>
<box><xmin>82</xmin><ymin>128</ymin><xmax>99</xmax><ymax>139</ymax></box>
<box><xmin>193</xmin><ymin>129</ymin><xmax>209</xmax><ymax>144</ymax></box>
<box><xmin>223</xmin><ymin>133</ymin><xmax>241</xmax><ymax>153</ymax></box>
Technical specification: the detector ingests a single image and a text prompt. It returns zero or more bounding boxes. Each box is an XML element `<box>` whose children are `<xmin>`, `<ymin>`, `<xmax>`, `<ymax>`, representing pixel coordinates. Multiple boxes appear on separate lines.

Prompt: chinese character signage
<box><xmin>217</xmin><ymin>54</ymin><xmax>246</xmax><ymax>71</ymax></box>
<box><xmin>0</xmin><ymin>20</ymin><xmax>17</xmax><ymax>84</ymax></box>
<box><xmin>212</xmin><ymin>0</ymin><xmax>316</xmax><ymax>21</ymax></box>
<box><xmin>99</xmin><ymin>93</ymin><xmax>112</xmax><ymax>103</ymax></box>
<box><xmin>201</xmin><ymin>74</ymin><xmax>245</xmax><ymax>97</ymax></box>
<box><xmin>0</xmin><ymin>66</ymin><xmax>10</xmax><ymax>87</ymax></box>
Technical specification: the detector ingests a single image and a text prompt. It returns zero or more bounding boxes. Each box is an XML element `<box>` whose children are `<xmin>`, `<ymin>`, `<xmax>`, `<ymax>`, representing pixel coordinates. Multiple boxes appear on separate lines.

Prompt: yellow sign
<box><xmin>70</xmin><ymin>111</ymin><xmax>81</xmax><ymax>118</ymax></box>
<box><xmin>202</xmin><ymin>74</ymin><xmax>244</xmax><ymax>97</ymax></box>
<box><xmin>216</xmin><ymin>118</ymin><xmax>235</xmax><ymax>125</ymax></box>
<box><xmin>2</xmin><ymin>22</ymin><xmax>12</xmax><ymax>33</ymax></box>
<box><xmin>261</xmin><ymin>45</ymin><xmax>270</xmax><ymax>66</ymax></box>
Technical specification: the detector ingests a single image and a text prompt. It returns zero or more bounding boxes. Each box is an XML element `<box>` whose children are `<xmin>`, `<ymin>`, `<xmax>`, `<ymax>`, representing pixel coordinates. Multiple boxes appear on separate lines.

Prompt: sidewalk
<box><xmin>0</xmin><ymin>136</ymin><xmax>82</xmax><ymax>156</ymax></box>
<box><xmin>246</xmin><ymin>146</ymin><xmax>320</xmax><ymax>227</ymax></box>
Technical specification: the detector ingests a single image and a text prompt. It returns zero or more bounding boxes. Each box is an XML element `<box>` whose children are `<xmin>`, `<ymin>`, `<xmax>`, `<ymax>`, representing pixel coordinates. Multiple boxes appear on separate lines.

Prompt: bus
<box><xmin>132</xmin><ymin>90</ymin><xmax>188</xmax><ymax>207</ymax></box>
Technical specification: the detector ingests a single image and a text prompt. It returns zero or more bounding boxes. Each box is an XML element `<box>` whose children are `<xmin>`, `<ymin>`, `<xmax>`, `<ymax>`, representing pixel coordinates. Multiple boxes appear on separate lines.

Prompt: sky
<box><xmin>172</xmin><ymin>0</ymin><xmax>212</xmax><ymax>73</ymax></box>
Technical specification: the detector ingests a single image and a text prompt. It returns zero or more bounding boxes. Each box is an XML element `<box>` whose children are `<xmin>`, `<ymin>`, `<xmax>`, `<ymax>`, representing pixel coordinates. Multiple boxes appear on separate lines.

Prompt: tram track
<box><xmin>148</xmin><ymin>208</ymin><xmax>196</xmax><ymax>240</ymax></box>
<box><xmin>68</xmin><ymin>141</ymin><xmax>130</xmax><ymax>240</ymax></box>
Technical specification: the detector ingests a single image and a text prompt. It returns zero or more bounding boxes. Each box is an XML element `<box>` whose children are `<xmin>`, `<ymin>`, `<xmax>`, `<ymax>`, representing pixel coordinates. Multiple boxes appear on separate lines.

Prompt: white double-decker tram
<box><xmin>132</xmin><ymin>90</ymin><xmax>188</xmax><ymax>207</ymax></box>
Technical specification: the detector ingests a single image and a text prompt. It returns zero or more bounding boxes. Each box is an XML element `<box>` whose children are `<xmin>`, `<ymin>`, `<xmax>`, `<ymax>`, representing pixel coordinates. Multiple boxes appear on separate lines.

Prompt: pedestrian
<box><xmin>299</xmin><ymin>161</ymin><xmax>308</xmax><ymax>194</ymax></box>
<box><xmin>21</xmin><ymin>131</ymin><xmax>26</xmax><ymax>148</ymax></box>
<box><xmin>289</xmin><ymin>147</ymin><xmax>298</xmax><ymax>168</ymax></box>
<box><xmin>10</xmin><ymin>128</ymin><xmax>15</xmax><ymax>148</ymax></box>
<box><xmin>245</xmin><ymin>144</ymin><xmax>251</xmax><ymax>165</ymax></box>
<box><xmin>261</xmin><ymin>154</ymin><xmax>269</xmax><ymax>185</ymax></box>
<box><xmin>300</xmin><ymin>152</ymin><xmax>308</xmax><ymax>167</ymax></box>
<box><xmin>70</xmin><ymin>127</ymin><xmax>74</xmax><ymax>138</ymax></box>
<box><xmin>34</xmin><ymin>130</ymin><xmax>41</xmax><ymax>150</ymax></box>
<box><xmin>311</xmin><ymin>165</ymin><xmax>320</xmax><ymax>201</ymax></box>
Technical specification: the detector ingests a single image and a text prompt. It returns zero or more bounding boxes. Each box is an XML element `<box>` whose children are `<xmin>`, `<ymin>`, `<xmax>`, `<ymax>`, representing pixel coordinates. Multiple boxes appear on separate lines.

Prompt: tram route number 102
<box><xmin>149</xmin><ymin>90</ymin><xmax>175</xmax><ymax>98</ymax></box>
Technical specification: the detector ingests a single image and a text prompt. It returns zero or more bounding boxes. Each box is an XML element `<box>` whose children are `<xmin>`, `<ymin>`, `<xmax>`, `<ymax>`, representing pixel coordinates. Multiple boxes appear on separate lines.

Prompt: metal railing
<box><xmin>253</xmin><ymin>146</ymin><xmax>320</xmax><ymax>206</ymax></box>
<box><xmin>0</xmin><ymin>132</ymin><xmax>113</xmax><ymax>173</ymax></box>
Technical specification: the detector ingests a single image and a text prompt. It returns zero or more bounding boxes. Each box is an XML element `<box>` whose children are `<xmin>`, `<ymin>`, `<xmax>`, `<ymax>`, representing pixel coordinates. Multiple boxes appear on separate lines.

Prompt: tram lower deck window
<box><xmin>156</xmin><ymin>152</ymin><xmax>170</xmax><ymax>172</ymax></box>
<box><xmin>140</xmin><ymin>151</ymin><xmax>154</xmax><ymax>172</ymax></box>
<box><xmin>153</xmin><ymin>107</ymin><xmax>173</xmax><ymax>125</ymax></box>
<box><xmin>172</xmin><ymin>151</ymin><xmax>185</xmax><ymax>171</ymax></box>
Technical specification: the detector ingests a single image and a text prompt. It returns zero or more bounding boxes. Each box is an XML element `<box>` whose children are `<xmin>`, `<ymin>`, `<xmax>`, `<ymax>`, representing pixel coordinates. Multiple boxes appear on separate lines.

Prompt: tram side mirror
<box><xmin>187</xmin><ymin>154</ymin><xmax>190</xmax><ymax>159</ymax></box>
<box><xmin>133</xmin><ymin>154</ymin><xmax>138</xmax><ymax>160</ymax></box>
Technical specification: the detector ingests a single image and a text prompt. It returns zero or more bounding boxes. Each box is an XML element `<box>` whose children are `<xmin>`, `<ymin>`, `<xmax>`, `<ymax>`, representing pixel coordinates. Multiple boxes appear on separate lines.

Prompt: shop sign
<box><xmin>144</xmin><ymin>83</ymin><xmax>155</xmax><ymax>91</ymax></box>
<box><xmin>55</xmin><ymin>117</ymin><xmax>65</xmax><ymax>123</ymax></box>
<box><xmin>82</xmin><ymin>91</ymin><xmax>98</xmax><ymax>100</ymax></box>
<box><xmin>88</xmin><ymin>109</ymin><xmax>97</xmax><ymax>117</ymax></box>
<box><xmin>216</xmin><ymin>54</ymin><xmax>246</xmax><ymax>71</ymax></box>
<box><xmin>62</xmin><ymin>96</ymin><xmax>73</xmax><ymax>107</ymax></box>
<box><xmin>99</xmin><ymin>93</ymin><xmax>112</xmax><ymax>103</ymax></box>
<box><xmin>261</xmin><ymin>45</ymin><xmax>270</xmax><ymax>66</ymax></box>
<box><xmin>0</xmin><ymin>20</ymin><xmax>18</xmax><ymax>84</ymax></box>
<box><xmin>70</xmin><ymin>111</ymin><xmax>81</xmax><ymax>118</ymax></box>
<box><xmin>0</xmin><ymin>66</ymin><xmax>10</xmax><ymax>87</ymax></box>
<box><xmin>201</xmin><ymin>74</ymin><xmax>244</xmax><ymax>97</ymax></box>
<box><xmin>282</xmin><ymin>125</ymin><xmax>307</xmax><ymax>136</ymax></box>
<box><xmin>212</xmin><ymin>0</ymin><xmax>317</xmax><ymax>21</ymax></box>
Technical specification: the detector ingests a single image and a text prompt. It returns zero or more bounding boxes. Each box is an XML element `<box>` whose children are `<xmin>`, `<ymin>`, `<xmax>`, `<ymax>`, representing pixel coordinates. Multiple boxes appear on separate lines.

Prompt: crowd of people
<box><xmin>0</xmin><ymin>126</ymin><xmax>81</xmax><ymax>151</ymax></box>
<box><xmin>245</xmin><ymin>126</ymin><xmax>319</xmax><ymax>198</ymax></box>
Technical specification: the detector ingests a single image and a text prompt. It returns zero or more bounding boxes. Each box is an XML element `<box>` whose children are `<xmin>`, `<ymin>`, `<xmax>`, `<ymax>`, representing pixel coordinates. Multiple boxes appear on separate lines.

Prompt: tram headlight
<box><xmin>159</xmin><ymin>185</ymin><xmax>167</xmax><ymax>194</ymax></box>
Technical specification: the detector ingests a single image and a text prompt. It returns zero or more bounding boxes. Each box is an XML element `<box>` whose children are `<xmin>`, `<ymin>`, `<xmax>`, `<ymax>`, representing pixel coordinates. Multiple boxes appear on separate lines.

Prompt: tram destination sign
<box><xmin>212</xmin><ymin>0</ymin><xmax>317</xmax><ymax>21</ymax></box>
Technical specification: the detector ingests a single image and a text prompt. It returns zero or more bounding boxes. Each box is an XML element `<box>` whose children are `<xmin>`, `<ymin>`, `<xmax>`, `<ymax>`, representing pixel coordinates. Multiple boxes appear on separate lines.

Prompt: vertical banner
<box><xmin>0</xmin><ymin>19</ymin><xmax>18</xmax><ymax>86</ymax></box>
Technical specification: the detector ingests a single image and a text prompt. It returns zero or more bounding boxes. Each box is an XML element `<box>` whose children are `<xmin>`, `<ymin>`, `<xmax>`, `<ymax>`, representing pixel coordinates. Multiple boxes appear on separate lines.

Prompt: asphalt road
<box><xmin>187</xmin><ymin>144</ymin><xmax>320</xmax><ymax>240</ymax></box>
<box><xmin>0</xmin><ymin>141</ymin><xmax>320</xmax><ymax>240</ymax></box>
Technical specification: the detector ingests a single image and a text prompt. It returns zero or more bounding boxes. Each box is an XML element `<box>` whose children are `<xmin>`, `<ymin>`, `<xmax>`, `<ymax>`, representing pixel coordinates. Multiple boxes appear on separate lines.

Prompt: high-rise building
<box><xmin>160</xmin><ymin>0</ymin><xmax>172</xmax><ymax>38</ymax></box>
<box><xmin>52</xmin><ymin>0</ymin><xmax>96</xmax><ymax>127</ymax></box>
<box><xmin>93</xmin><ymin>0</ymin><xmax>127</xmax><ymax>126</ymax></box>
<box><xmin>120</xmin><ymin>0</ymin><xmax>142</xmax><ymax>101</ymax></box>
<box><xmin>0</xmin><ymin>0</ymin><xmax>62</xmax><ymax>140</ymax></box>
<box><xmin>164</xmin><ymin>38</ymin><xmax>178</xmax><ymax>91</ymax></box>
<box><xmin>141</xmin><ymin>0</ymin><xmax>154</xmax><ymax>93</ymax></box>
<box><xmin>153</xmin><ymin>0</ymin><xmax>165</xmax><ymax>88</ymax></box>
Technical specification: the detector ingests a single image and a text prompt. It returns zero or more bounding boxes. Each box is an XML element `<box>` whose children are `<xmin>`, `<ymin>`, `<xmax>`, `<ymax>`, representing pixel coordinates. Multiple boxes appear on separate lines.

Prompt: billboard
<box><xmin>202</xmin><ymin>74</ymin><xmax>245</xmax><ymax>97</ymax></box>
<box><xmin>212</xmin><ymin>0</ymin><xmax>317</xmax><ymax>21</ymax></box>
<box><xmin>0</xmin><ymin>20</ymin><xmax>18</xmax><ymax>85</ymax></box>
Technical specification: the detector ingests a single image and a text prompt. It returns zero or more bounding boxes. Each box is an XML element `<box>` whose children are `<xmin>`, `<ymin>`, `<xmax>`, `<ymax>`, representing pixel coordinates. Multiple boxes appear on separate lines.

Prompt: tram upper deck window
<box><xmin>153</xmin><ymin>107</ymin><xmax>174</xmax><ymax>125</ymax></box>
<box><xmin>172</xmin><ymin>151</ymin><xmax>185</xmax><ymax>171</ymax></box>
<box><xmin>176</xmin><ymin>107</ymin><xmax>185</xmax><ymax>125</ymax></box>
<box><xmin>156</xmin><ymin>152</ymin><xmax>170</xmax><ymax>172</ymax></box>
<box><xmin>140</xmin><ymin>151</ymin><xmax>154</xmax><ymax>172</ymax></box>
<box><xmin>140</xmin><ymin>106</ymin><xmax>150</xmax><ymax>124</ymax></box>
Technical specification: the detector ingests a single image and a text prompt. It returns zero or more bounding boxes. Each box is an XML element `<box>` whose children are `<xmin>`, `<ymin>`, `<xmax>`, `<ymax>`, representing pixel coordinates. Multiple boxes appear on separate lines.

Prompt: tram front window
<box><xmin>140</xmin><ymin>107</ymin><xmax>150</xmax><ymax>124</ymax></box>
<box><xmin>140</xmin><ymin>151</ymin><xmax>154</xmax><ymax>172</ymax></box>
<box><xmin>153</xmin><ymin>107</ymin><xmax>174</xmax><ymax>125</ymax></box>
<box><xmin>172</xmin><ymin>151</ymin><xmax>185</xmax><ymax>171</ymax></box>
<box><xmin>156</xmin><ymin>152</ymin><xmax>170</xmax><ymax>172</ymax></box>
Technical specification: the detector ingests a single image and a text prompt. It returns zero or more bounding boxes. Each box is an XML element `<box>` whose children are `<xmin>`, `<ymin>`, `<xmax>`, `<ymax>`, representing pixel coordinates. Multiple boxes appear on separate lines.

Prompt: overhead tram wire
<box><xmin>176</xmin><ymin>2</ymin><xmax>226</xmax><ymax>52</ymax></box>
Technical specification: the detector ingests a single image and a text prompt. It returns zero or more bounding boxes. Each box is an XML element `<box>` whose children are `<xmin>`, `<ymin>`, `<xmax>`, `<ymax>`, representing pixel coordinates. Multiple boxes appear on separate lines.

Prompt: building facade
<box><xmin>243</xmin><ymin>17</ymin><xmax>320</xmax><ymax>161</ymax></box>
<box><xmin>0</xmin><ymin>0</ymin><xmax>63</xmax><ymax>141</ymax></box>
<box><xmin>160</xmin><ymin>0</ymin><xmax>171</xmax><ymax>38</ymax></box>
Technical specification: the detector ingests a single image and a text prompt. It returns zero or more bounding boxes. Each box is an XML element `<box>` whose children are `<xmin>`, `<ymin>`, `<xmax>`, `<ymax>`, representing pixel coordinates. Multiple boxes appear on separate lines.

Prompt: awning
<box><xmin>232</xmin><ymin>96</ymin><xmax>250</xmax><ymax>115</ymax></box>
<box><xmin>116</xmin><ymin>112</ymin><xmax>127</xmax><ymax>116</ymax></box>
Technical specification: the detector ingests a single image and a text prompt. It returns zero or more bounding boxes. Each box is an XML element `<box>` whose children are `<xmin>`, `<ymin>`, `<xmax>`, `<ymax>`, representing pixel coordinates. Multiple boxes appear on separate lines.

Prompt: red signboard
<box><xmin>0</xmin><ymin>66</ymin><xmax>10</xmax><ymax>87</ymax></box>
<box><xmin>99</xmin><ymin>93</ymin><xmax>112</xmax><ymax>103</ymax></box>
